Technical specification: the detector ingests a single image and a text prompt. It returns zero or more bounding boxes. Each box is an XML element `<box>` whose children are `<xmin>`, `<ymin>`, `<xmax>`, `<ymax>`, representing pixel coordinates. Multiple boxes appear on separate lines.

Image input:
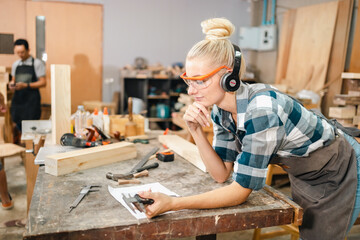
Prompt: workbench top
<box><xmin>24</xmin><ymin>140</ymin><xmax>301</xmax><ymax>240</ymax></box>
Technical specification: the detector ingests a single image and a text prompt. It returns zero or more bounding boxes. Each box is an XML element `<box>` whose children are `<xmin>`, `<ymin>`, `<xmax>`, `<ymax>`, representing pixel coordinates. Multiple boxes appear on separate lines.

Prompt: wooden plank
<box><xmin>45</xmin><ymin>141</ymin><xmax>137</xmax><ymax>176</ymax></box>
<box><xmin>321</xmin><ymin>0</ymin><xmax>354</xmax><ymax>117</ymax></box>
<box><xmin>329</xmin><ymin>106</ymin><xmax>356</xmax><ymax>119</ymax></box>
<box><xmin>285</xmin><ymin>1</ymin><xmax>338</xmax><ymax>92</ymax></box>
<box><xmin>349</xmin><ymin>2</ymin><xmax>360</xmax><ymax>72</ymax></box>
<box><xmin>333</xmin><ymin>94</ymin><xmax>360</xmax><ymax>105</ymax></box>
<box><xmin>158</xmin><ymin>134</ymin><xmax>206</xmax><ymax>172</ymax></box>
<box><xmin>51</xmin><ymin>65</ymin><xmax>71</xmax><ymax>145</ymax></box>
<box><xmin>342</xmin><ymin>72</ymin><xmax>360</xmax><ymax>79</ymax></box>
<box><xmin>275</xmin><ymin>9</ymin><xmax>296</xmax><ymax>84</ymax></box>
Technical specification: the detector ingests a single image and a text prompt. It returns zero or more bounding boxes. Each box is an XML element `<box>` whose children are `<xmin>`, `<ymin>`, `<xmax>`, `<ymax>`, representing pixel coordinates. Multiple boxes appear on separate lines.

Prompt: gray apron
<box><xmin>271</xmin><ymin>135</ymin><xmax>357</xmax><ymax>240</ymax></box>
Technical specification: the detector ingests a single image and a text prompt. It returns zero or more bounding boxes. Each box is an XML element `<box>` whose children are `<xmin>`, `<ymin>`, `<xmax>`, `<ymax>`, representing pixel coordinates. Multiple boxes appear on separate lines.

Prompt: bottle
<box><xmin>92</xmin><ymin>108</ymin><xmax>103</xmax><ymax>130</ymax></box>
<box><xmin>103</xmin><ymin>107</ymin><xmax>110</xmax><ymax>135</ymax></box>
<box><xmin>75</xmin><ymin>105</ymin><xmax>86</xmax><ymax>138</ymax></box>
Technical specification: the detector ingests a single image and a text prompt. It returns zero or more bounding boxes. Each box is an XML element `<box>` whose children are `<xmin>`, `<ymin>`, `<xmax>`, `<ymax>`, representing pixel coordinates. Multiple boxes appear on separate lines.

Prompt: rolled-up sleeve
<box><xmin>211</xmin><ymin>109</ymin><xmax>238</xmax><ymax>163</ymax></box>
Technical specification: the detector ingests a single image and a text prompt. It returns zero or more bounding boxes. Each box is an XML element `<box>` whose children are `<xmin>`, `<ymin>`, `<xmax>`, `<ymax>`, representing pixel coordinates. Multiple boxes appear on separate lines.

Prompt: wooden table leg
<box><xmin>23</xmin><ymin>139</ymin><xmax>39</xmax><ymax>214</ymax></box>
<box><xmin>196</xmin><ymin>234</ymin><xmax>216</xmax><ymax>240</ymax></box>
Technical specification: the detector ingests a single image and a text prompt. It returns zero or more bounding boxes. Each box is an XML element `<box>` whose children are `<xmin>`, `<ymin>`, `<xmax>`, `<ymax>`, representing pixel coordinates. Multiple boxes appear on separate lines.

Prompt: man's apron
<box><xmin>10</xmin><ymin>58</ymin><xmax>41</xmax><ymax>131</ymax></box>
<box><xmin>271</xmin><ymin>135</ymin><xmax>357</xmax><ymax>240</ymax></box>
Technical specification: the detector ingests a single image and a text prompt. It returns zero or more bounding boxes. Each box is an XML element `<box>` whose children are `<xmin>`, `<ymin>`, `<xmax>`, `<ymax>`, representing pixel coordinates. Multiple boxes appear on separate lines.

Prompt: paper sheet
<box><xmin>108</xmin><ymin>182</ymin><xmax>179</xmax><ymax>219</ymax></box>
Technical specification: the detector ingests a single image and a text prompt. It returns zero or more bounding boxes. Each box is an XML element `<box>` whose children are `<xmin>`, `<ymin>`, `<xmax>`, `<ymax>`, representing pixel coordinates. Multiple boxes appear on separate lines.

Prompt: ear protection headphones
<box><xmin>220</xmin><ymin>44</ymin><xmax>242</xmax><ymax>92</ymax></box>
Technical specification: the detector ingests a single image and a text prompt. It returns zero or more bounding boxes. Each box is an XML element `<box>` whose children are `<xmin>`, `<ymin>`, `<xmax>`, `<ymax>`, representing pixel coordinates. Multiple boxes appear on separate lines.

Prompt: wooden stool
<box><xmin>0</xmin><ymin>143</ymin><xmax>25</xmax><ymax>163</ymax></box>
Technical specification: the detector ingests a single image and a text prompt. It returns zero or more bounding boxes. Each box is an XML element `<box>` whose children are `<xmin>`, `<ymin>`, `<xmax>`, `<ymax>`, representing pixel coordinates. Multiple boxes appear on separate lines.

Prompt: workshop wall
<box><xmin>249</xmin><ymin>0</ymin><xmax>359</xmax><ymax>84</ymax></box>
<box><xmin>101</xmin><ymin>0</ymin><xmax>251</xmax><ymax>102</ymax></box>
<box><xmin>0</xmin><ymin>0</ymin><xmax>26</xmax><ymax>68</ymax></box>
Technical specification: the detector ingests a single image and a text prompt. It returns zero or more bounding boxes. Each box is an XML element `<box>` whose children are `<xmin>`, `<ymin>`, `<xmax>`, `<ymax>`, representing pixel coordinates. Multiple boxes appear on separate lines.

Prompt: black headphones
<box><xmin>220</xmin><ymin>44</ymin><xmax>242</xmax><ymax>92</ymax></box>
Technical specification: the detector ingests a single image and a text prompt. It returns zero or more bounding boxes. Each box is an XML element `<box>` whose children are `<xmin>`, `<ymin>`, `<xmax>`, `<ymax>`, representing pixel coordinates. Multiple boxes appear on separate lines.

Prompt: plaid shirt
<box><xmin>211</xmin><ymin>83</ymin><xmax>336</xmax><ymax>190</ymax></box>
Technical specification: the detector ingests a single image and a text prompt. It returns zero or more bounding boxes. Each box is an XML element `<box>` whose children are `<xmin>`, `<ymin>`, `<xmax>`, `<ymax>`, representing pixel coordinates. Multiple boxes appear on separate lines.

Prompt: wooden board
<box><xmin>349</xmin><ymin>1</ymin><xmax>360</xmax><ymax>72</ymax></box>
<box><xmin>285</xmin><ymin>1</ymin><xmax>338</xmax><ymax>92</ymax></box>
<box><xmin>25</xmin><ymin>143</ymin><xmax>301</xmax><ymax>239</ymax></box>
<box><xmin>51</xmin><ymin>65</ymin><xmax>71</xmax><ymax>145</ymax></box>
<box><xmin>45</xmin><ymin>141</ymin><xmax>137</xmax><ymax>176</ymax></box>
<box><xmin>321</xmin><ymin>0</ymin><xmax>354</xmax><ymax>117</ymax></box>
<box><xmin>275</xmin><ymin>9</ymin><xmax>296</xmax><ymax>84</ymax></box>
<box><xmin>158</xmin><ymin>134</ymin><xmax>206</xmax><ymax>172</ymax></box>
<box><xmin>342</xmin><ymin>72</ymin><xmax>360</xmax><ymax>79</ymax></box>
<box><xmin>333</xmin><ymin>94</ymin><xmax>360</xmax><ymax>105</ymax></box>
<box><xmin>329</xmin><ymin>106</ymin><xmax>356</xmax><ymax>119</ymax></box>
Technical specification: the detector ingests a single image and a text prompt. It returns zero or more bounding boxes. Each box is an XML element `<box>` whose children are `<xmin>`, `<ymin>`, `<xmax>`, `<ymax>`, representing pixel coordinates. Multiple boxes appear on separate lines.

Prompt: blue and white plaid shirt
<box><xmin>211</xmin><ymin>83</ymin><xmax>336</xmax><ymax>190</ymax></box>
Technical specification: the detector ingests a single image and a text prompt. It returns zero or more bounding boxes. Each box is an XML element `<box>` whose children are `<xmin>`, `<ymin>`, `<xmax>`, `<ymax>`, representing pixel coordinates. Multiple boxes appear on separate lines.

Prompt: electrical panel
<box><xmin>239</xmin><ymin>25</ymin><xmax>277</xmax><ymax>51</ymax></box>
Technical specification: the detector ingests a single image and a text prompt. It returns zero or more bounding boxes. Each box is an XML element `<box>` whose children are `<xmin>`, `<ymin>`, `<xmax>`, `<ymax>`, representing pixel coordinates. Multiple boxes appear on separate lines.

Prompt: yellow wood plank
<box><xmin>285</xmin><ymin>1</ymin><xmax>339</xmax><ymax>92</ymax></box>
<box><xmin>349</xmin><ymin>1</ymin><xmax>360</xmax><ymax>72</ymax></box>
<box><xmin>321</xmin><ymin>0</ymin><xmax>354</xmax><ymax>117</ymax></box>
<box><xmin>275</xmin><ymin>9</ymin><xmax>296</xmax><ymax>84</ymax></box>
<box><xmin>45</xmin><ymin>142</ymin><xmax>137</xmax><ymax>176</ymax></box>
<box><xmin>158</xmin><ymin>134</ymin><xmax>206</xmax><ymax>172</ymax></box>
<box><xmin>51</xmin><ymin>65</ymin><xmax>71</xmax><ymax>145</ymax></box>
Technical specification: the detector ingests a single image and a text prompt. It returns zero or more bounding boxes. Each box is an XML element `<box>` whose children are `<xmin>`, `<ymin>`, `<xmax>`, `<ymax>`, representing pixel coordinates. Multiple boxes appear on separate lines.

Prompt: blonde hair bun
<box><xmin>201</xmin><ymin>18</ymin><xmax>235</xmax><ymax>40</ymax></box>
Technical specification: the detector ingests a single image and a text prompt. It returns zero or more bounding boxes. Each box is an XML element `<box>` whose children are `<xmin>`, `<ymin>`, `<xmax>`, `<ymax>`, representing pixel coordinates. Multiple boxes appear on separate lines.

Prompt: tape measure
<box><xmin>156</xmin><ymin>151</ymin><xmax>174</xmax><ymax>162</ymax></box>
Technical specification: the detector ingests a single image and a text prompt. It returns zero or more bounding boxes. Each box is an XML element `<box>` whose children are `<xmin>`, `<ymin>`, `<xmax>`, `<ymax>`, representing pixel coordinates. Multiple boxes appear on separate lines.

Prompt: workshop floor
<box><xmin>1</xmin><ymin>156</ymin><xmax>360</xmax><ymax>240</ymax></box>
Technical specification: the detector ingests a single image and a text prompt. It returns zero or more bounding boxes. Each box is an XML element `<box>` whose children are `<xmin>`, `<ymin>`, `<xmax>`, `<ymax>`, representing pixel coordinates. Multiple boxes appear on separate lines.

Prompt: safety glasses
<box><xmin>180</xmin><ymin>65</ymin><xmax>231</xmax><ymax>90</ymax></box>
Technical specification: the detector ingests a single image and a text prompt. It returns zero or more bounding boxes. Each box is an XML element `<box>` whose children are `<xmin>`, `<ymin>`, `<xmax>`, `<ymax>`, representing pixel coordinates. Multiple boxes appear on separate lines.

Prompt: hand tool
<box><xmin>106</xmin><ymin>146</ymin><xmax>160</xmax><ymax>181</ymax></box>
<box><xmin>130</xmin><ymin>147</ymin><xmax>159</xmax><ymax>173</ymax></box>
<box><xmin>156</xmin><ymin>151</ymin><xmax>174</xmax><ymax>162</ymax></box>
<box><xmin>107</xmin><ymin>169</ymin><xmax>150</xmax><ymax>181</ymax></box>
<box><xmin>125</xmin><ymin>135</ymin><xmax>156</xmax><ymax>144</ymax></box>
<box><xmin>69</xmin><ymin>185</ymin><xmax>101</xmax><ymax>213</ymax></box>
<box><xmin>61</xmin><ymin>133</ymin><xmax>101</xmax><ymax>148</ymax></box>
<box><xmin>122</xmin><ymin>193</ymin><xmax>154</xmax><ymax>213</ymax></box>
<box><xmin>92</xmin><ymin>124</ymin><xmax>111</xmax><ymax>140</ymax></box>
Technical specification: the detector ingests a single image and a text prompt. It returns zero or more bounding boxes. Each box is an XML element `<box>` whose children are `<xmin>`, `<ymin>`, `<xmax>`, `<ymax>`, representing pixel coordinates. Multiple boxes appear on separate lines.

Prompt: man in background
<box><xmin>9</xmin><ymin>39</ymin><xmax>46</xmax><ymax>139</ymax></box>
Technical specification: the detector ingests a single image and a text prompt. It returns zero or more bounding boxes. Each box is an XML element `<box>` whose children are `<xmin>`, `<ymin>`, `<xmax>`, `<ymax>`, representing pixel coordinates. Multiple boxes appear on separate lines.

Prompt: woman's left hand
<box><xmin>138</xmin><ymin>190</ymin><xmax>174</xmax><ymax>218</ymax></box>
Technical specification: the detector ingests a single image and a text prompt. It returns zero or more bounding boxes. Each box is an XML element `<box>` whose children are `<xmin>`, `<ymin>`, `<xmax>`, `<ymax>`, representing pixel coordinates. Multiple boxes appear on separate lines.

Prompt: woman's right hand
<box><xmin>183</xmin><ymin>102</ymin><xmax>210</xmax><ymax>132</ymax></box>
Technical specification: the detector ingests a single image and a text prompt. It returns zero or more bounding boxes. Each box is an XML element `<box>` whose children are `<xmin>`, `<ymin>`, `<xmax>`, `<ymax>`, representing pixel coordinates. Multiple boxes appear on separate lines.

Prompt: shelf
<box><xmin>147</xmin><ymin>95</ymin><xmax>169</xmax><ymax>99</ymax></box>
<box><xmin>147</xmin><ymin>118</ymin><xmax>172</xmax><ymax>122</ymax></box>
<box><xmin>169</xmin><ymin>92</ymin><xmax>182</xmax><ymax>97</ymax></box>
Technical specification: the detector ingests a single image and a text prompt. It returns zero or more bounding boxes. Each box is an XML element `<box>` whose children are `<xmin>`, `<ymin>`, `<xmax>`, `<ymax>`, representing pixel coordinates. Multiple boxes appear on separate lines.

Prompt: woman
<box><xmin>139</xmin><ymin>18</ymin><xmax>360</xmax><ymax>239</ymax></box>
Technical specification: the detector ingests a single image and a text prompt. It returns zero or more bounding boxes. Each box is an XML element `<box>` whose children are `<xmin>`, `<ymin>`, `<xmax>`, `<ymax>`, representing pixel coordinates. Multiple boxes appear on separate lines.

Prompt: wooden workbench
<box><xmin>23</xmin><ymin>140</ymin><xmax>302</xmax><ymax>240</ymax></box>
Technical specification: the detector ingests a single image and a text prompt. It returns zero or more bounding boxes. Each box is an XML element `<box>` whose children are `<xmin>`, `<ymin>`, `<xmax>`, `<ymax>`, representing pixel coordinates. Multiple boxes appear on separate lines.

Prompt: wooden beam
<box><xmin>329</xmin><ymin>106</ymin><xmax>356</xmax><ymax>119</ymax></box>
<box><xmin>349</xmin><ymin>1</ymin><xmax>360</xmax><ymax>72</ymax></box>
<box><xmin>45</xmin><ymin>142</ymin><xmax>137</xmax><ymax>176</ymax></box>
<box><xmin>321</xmin><ymin>0</ymin><xmax>354</xmax><ymax>117</ymax></box>
<box><xmin>51</xmin><ymin>65</ymin><xmax>71</xmax><ymax>144</ymax></box>
<box><xmin>158</xmin><ymin>134</ymin><xmax>206</xmax><ymax>172</ymax></box>
<box><xmin>275</xmin><ymin>9</ymin><xmax>296</xmax><ymax>84</ymax></box>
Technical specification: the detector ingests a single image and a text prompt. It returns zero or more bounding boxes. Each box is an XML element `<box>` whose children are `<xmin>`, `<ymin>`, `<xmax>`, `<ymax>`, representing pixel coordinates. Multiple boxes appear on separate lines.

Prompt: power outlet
<box><xmin>239</xmin><ymin>25</ymin><xmax>277</xmax><ymax>51</ymax></box>
<box><xmin>258</xmin><ymin>25</ymin><xmax>277</xmax><ymax>51</ymax></box>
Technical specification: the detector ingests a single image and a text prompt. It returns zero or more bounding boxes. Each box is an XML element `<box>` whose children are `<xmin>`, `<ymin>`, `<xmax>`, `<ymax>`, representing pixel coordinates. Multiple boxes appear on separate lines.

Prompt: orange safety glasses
<box><xmin>180</xmin><ymin>65</ymin><xmax>231</xmax><ymax>81</ymax></box>
<box><xmin>180</xmin><ymin>65</ymin><xmax>232</xmax><ymax>90</ymax></box>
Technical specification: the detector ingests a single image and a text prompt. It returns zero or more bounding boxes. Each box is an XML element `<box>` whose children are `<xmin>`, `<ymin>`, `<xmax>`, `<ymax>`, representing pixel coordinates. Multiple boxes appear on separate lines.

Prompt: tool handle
<box><xmin>118</xmin><ymin>179</ymin><xmax>141</xmax><ymax>185</ymax></box>
<box><xmin>136</xmin><ymin>162</ymin><xmax>159</xmax><ymax>173</ymax></box>
<box><xmin>134</xmin><ymin>194</ymin><xmax>154</xmax><ymax>205</ymax></box>
<box><xmin>128</xmin><ymin>97</ymin><xmax>133</xmax><ymax>122</ymax></box>
<box><xmin>133</xmin><ymin>170</ymin><xmax>149</xmax><ymax>178</ymax></box>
